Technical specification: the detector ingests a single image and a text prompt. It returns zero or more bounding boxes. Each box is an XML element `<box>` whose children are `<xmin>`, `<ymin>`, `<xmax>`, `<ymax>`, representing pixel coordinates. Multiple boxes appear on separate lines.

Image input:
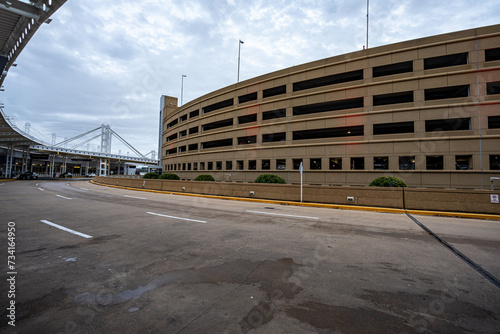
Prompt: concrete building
<box><xmin>161</xmin><ymin>25</ymin><xmax>500</xmax><ymax>189</ymax></box>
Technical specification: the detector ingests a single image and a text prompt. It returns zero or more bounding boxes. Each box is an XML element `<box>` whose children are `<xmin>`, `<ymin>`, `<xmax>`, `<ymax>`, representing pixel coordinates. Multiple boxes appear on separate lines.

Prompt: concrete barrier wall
<box><xmin>94</xmin><ymin>177</ymin><xmax>500</xmax><ymax>215</ymax></box>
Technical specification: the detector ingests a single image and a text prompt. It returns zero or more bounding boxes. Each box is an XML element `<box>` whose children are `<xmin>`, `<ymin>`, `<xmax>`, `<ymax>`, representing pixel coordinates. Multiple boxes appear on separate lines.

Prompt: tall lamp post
<box><xmin>237</xmin><ymin>39</ymin><xmax>244</xmax><ymax>82</ymax></box>
<box><xmin>180</xmin><ymin>74</ymin><xmax>186</xmax><ymax>105</ymax></box>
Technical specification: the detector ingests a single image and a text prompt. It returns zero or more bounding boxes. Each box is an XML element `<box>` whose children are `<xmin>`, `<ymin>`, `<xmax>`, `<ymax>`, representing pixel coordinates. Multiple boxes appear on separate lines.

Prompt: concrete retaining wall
<box><xmin>94</xmin><ymin>177</ymin><xmax>500</xmax><ymax>215</ymax></box>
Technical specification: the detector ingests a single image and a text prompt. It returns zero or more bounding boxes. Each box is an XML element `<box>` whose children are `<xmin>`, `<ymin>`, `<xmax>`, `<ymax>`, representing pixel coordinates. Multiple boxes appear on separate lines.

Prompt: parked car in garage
<box><xmin>18</xmin><ymin>171</ymin><xmax>38</xmax><ymax>180</ymax></box>
<box><xmin>59</xmin><ymin>172</ymin><xmax>72</xmax><ymax>178</ymax></box>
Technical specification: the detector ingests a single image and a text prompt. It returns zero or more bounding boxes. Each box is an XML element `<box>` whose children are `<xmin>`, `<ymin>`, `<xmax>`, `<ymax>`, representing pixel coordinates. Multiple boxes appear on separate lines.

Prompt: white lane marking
<box><xmin>40</xmin><ymin>220</ymin><xmax>93</xmax><ymax>239</ymax></box>
<box><xmin>146</xmin><ymin>212</ymin><xmax>207</xmax><ymax>224</ymax></box>
<box><xmin>245</xmin><ymin>210</ymin><xmax>319</xmax><ymax>220</ymax></box>
<box><xmin>124</xmin><ymin>195</ymin><xmax>147</xmax><ymax>200</ymax></box>
<box><xmin>80</xmin><ymin>188</ymin><xmax>89</xmax><ymax>191</ymax></box>
<box><xmin>56</xmin><ymin>194</ymin><xmax>72</xmax><ymax>200</ymax></box>
<box><xmin>38</xmin><ymin>187</ymin><xmax>44</xmax><ymax>191</ymax></box>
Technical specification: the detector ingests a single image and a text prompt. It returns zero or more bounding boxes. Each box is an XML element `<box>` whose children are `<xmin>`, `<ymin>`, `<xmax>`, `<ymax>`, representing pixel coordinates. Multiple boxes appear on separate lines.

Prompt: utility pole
<box><xmin>237</xmin><ymin>40</ymin><xmax>244</xmax><ymax>82</ymax></box>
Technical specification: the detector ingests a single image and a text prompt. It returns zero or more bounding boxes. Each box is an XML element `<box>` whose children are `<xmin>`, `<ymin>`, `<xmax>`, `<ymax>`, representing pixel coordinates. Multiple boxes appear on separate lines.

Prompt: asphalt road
<box><xmin>1</xmin><ymin>179</ymin><xmax>499</xmax><ymax>333</ymax></box>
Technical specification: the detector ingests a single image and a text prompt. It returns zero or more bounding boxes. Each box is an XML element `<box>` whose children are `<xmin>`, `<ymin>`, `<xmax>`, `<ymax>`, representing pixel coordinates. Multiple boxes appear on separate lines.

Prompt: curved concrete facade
<box><xmin>161</xmin><ymin>24</ymin><xmax>500</xmax><ymax>189</ymax></box>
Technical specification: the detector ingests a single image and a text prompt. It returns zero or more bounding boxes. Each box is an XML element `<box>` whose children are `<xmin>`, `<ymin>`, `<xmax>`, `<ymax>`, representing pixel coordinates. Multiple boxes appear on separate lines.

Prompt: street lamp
<box><xmin>237</xmin><ymin>39</ymin><xmax>244</xmax><ymax>82</ymax></box>
<box><xmin>181</xmin><ymin>74</ymin><xmax>186</xmax><ymax>106</ymax></box>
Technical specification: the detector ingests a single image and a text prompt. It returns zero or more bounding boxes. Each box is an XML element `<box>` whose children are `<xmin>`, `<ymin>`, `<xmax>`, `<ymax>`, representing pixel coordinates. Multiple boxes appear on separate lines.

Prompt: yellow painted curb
<box><xmin>89</xmin><ymin>180</ymin><xmax>500</xmax><ymax>221</ymax></box>
<box><xmin>1</xmin><ymin>179</ymin><xmax>16</xmax><ymax>182</ymax></box>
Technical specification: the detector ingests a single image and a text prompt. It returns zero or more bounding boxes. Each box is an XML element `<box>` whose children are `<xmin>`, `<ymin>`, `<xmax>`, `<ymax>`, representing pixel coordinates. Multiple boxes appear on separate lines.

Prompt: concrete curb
<box><xmin>89</xmin><ymin>180</ymin><xmax>500</xmax><ymax>221</ymax></box>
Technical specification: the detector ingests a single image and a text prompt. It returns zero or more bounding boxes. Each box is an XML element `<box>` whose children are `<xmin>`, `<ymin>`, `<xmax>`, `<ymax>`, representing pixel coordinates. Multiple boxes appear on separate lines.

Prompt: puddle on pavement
<box><xmin>73</xmin><ymin>258</ymin><xmax>302</xmax><ymax>309</ymax></box>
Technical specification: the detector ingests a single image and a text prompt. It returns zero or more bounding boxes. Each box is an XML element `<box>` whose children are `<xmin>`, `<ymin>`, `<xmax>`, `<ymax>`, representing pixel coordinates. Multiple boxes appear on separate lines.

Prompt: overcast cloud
<box><xmin>1</xmin><ymin>0</ymin><xmax>499</xmax><ymax>157</ymax></box>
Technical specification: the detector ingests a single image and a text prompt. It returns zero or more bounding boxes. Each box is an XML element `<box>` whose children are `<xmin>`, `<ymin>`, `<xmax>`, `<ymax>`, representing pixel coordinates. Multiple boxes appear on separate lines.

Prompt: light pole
<box><xmin>237</xmin><ymin>40</ymin><xmax>244</xmax><ymax>82</ymax></box>
<box><xmin>181</xmin><ymin>74</ymin><xmax>186</xmax><ymax>106</ymax></box>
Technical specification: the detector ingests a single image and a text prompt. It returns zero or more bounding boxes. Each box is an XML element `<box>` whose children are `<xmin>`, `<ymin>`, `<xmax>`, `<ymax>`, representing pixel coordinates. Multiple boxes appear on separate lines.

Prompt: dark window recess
<box><xmin>485</xmin><ymin>48</ymin><xmax>500</xmax><ymax>62</ymax></box>
<box><xmin>293</xmin><ymin>125</ymin><xmax>364</xmax><ymax>141</ymax></box>
<box><xmin>373</xmin><ymin>61</ymin><xmax>413</xmax><ymax>78</ymax></box>
<box><xmin>351</xmin><ymin>157</ymin><xmax>364</xmax><ymax>170</ymax></box>
<box><xmin>455</xmin><ymin>155</ymin><xmax>471</xmax><ymax>170</ymax></box>
<box><xmin>488</xmin><ymin>115</ymin><xmax>500</xmax><ymax>129</ymax></box>
<box><xmin>226</xmin><ymin>161</ymin><xmax>233</xmax><ymax>170</ymax></box>
<box><xmin>373</xmin><ymin>91</ymin><xmax>413</xmax><ymax>106</ymax></box>
<box><xmin>188</xmin><ymin>143</ymin><xmax>198</xmax><ymax>151</ymax></box>
<box><xmin>329</xmin><ymin>158</ymin><xmax>342</xmax><ymax>170</ymax></box>
<box><xmin>167</xmin><ymin>119</ymin><xmax>178</xmax><ymax>128</ymax></box>
<box><xmin>276</xmin><ymin>159</ymin><xmax>286</xmax><ymax>170</ymax></box>
<box><xmin>373</xmin><ymin>121</ymin><xmax>414</xmax><ymax>135</ymax></box>
<box><xmin>487</xmin><ymin>81</ymin><xmax>500</xmax><ymax>95</ymax></box>
<box><xmin>178</xmin><ymin>146</ymin><xmax>186</xmax><ymax>153</ymax></box>
<box><xmin>179</xmin><ymin>130</ymin><xmax>187</xmax><ymax>137</ymax></box>
<box><xmin>179</xmin><ymin>114</ymin><xmax>188</xmax><ymax>122</ymax></box>
<box><xmin>262</xmin><ymin>132</ymin><xmax>286</xmax><ymax>142</ymax></box>
<box><xmin>238</xmin><ymin>92</ymin><xmax>257</xmax><ymax>104</ymax></box>
<box><xmin>310</xmin><ymin>158</ymin><xmax>322</xmax><ymax>170</ymax></box>
<box><xmin>202</xmin><ymin>98</ymin><xmax>234</xmax><ymax>114</ymax></box>
<box><xmin>293</xmin><ymin>69</ymin><xmax>363</xmax><ymax>92</ymax></box>
<box><xmin>216</xmin><ymin>161</ymin><xmax>222</xmax><ymax>170</ymax></box>
<box><xmin>237</xmin><ymin>135</ymin><xmax>257</xmax><ymax>145</ymax></box>
<box><xmin>262</xmin><ymin>160</ymin><xmax>271</xmax><ymax>170</ymax></box>
<box><xmin>293</xmin><ymin>97</ymin><xmax>363</xmax><ymax>116</ymax></box>
<box><xmin>425</xmin><ymin>118</ymin><xmax>470</xmax><ymax>132</ymax></box>
<box><xmin>490</xmin><ymin>155</ymin><xmax>500</xmax><ymax>170</ymax></box>
<box><xmin>425</xmin><ymin>85</ymin><xmax>469</xmax><ymax>101</ymax></box>
<box><xmin>426</xmin><ymin>156</ymin><xmax>444</xmax><ymax>170</ymax></box>
<box><xmin>238</xmin><ymin>114</ymin><xmax>257</xmax><ymax>124</ymax></box>
<box><xmin>399</xmin><ymin>156</ymin><xmax>415</xmax><ymax>170</ymax></box>
<box><xmin>207</xmin><ymin>162</ymin><xmax>213</xmax><ymax>170</ymax></box>
<box><xmin>263</xmin><ymin>108</ymin><xmax>286</xmax><ymax>120</ymax></box>
<box><xmin>424</xmin><ymin>52</ymin><xmax>468</xmax><ymax>70</ymax></box>
<box><xmin>193</xmin><ymin>162</ymin><xmax>198</xmax><ymax>171</ymax></box>
<box><xmin>166</xmin><ymin>148</ymin><xmax>177</xmax><ymax>155</ymax></box>
<box><xmin>263</xmin><ymin>85</ymin><xmax>286</xmax><ymax>98</ymax></box>
<box><xmin>189</xmin><ymin>109</ymin><xmax>199</xmax><ymax>118</ymax></box>
<box><xmin>237</xmin><ymin>160</ymin><xmax>244</xmax><ymax>170</ymax></box>
<box><xmin>293</xmin><ymin>159</ymin><xmax>303</xmax><ymax>170</ymax></box>
<box><xmin>249</xmin><ymin>160</ymin><xmax>257</xmax><ymax>170</ymax></box>
<box><xmin>202</xmin><ymin>118</ymin><xmax>234</xmax><ymax>131</ymax></box>
<box><xmin>189</xmin><ymin>126</ymin><xmax>199</xmax><ymax>135</ymax></box>
<box><xmin>201</xmin><ymin>138</ymin><xmax>233</xmax><ymax>149</ymax></box>
<box><xmin>374</xmin><ymin>157</ymin><xmax>389</xmax><ymax>170</ymax></box>
<box><xmin>167</xmin><ymin>133</ymin><xmax>177</xmax><ymax>142</ymax></box>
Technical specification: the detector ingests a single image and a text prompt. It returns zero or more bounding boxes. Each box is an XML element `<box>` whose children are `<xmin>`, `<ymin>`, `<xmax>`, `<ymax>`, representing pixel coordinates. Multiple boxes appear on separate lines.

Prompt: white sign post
<box><xmin>299</xmin><ymin>162</ymin><xmax>303</xmax><ymax>202</ymax></box>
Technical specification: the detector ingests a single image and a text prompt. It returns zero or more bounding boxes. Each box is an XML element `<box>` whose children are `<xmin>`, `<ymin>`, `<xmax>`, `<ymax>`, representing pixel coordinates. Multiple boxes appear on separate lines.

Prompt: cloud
<box><xmin>2</xmin><ymin>0</ymin><xmax>499</xmax><ymax>157</ymax></box>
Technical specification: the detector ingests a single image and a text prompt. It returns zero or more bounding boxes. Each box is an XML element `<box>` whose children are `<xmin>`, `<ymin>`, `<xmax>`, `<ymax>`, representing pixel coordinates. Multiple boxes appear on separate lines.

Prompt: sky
<box><xmin>1</xmin><ymin>0</ymin><xmax>499</xmax><ymax>158</ymax></box>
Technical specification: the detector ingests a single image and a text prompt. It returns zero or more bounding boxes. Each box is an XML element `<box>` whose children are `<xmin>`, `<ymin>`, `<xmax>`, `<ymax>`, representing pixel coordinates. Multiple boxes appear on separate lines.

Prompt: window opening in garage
<box><xmin>179</xmin><ymin>130</ymin><xmax>187</xmax><ymax>137</ymax></box>
<box><xmin>425</xmin><ymin>118</ymin><xmax>471</xmax><ymax>132</ymax></box>
<box><xmin>238</xmin><ymin>114</ymin><xmax>257</xmax><ymax>124</ymax></box>
<box><xmin>262</xmin><ymin>160</ymin><xmax>271</xmax><ymax>170</ymax></box>
<box><xmin>178</xmin><ymin>145</ymin><xmax>186</xmax><ymax>153</ymax></box>
<box><xmin>373</xmin><ymin>121</ymin><xmax>414</xmax><ymax>135</ymax></box>
<box><xmin>263</xmin><ymin>108</ymin><xmax>286</xmax><ymax>120</ymax></box>
<box><xmin>263</xmin><ymin>85</ymin><xmax>286</xmax><ymax>98</ymax></box>
<box><xmin>262</xmin><ymin>132</ymin><xmax>286</xmax><ymax>142</ymax></box>
<box><xmin>179</xmin><ymin>114</ymin><xmax>188</xmax><ymax>122</ymax></box>
<box><xmin>238</xmin><ymin>135</ymin><xmax>257</xmax><ymax>145</ymax></box>
<box><xmin>167</xmin><ymin>119</ymin><xmax>178</xmax><ymax>128</ymax></box>
<box><xmin>485</xmin><ymin>48</ymin><xmax>500</xmax><ymax>62</ymax></box>
<box><xmin>426</xmin><ymin>155</ymin><xmax>444</xmax><ymax>170</ymax></box>
<box><xmin>373</xmin><ymin>61</ymin><xmax>413</xmax><ymax>77</ymax></box>
<box><xmin>488</xmin><ymin>115</ymin><xmax>500</xmax><ymax>129</ymax></box>
<box><xmin>293</xmin><ymin>69</ymin><xmax>363</xmax><ymax>92</ymax></box>
<box><xmin>424</xmin><ymin>52</ymin><xmax>468</xmax><ymax>70</ymax></box>
<box><xmin>238</xmin><ymin>92</ymin><xmax>257</xmax><ymax>104</ymax></box>
<box><xmin>226</xmin><ymin>161</ymin><xmax>233</xmax><ymax>170</ymax></box>
<box><xmin>374</xmin><ymin>157</ymin><xmax>389</xmax><ymax>170</ymax></box>
<box><xmin>293</xmin><ymin>159</ymin><xmax>303</xmax><ymax>170</ymax></box>
<box><xmin>200</xmin><ymin>162</ymin><xmax>205</xmax><ymax>170</ymax></box>
<box><xmin>249</xmin><ymin>160</ymin><xmax>256</xmax><ymax>170</ymax></box>
<box><xmin>202</xmin><ymin>118</ymin><xmax>234</xmax><ymax>131</ymax></box>
<box><xmin>351</xmin><ymin>157</ymin><xmax>364</xmax><ymax>170</ymax></box>
<box><xmin>189</xmin><ymin>109</ymin><xmax>199</xmax><ymax>118</ymax></box>
<box><xmin>455</xmin><ymin>155</ymin><xmax>472</xmax><ymax>170</ymax></box>
<box><xmin>189</xmin><ymin>126</ymin><xmax>199</xmax><ymax>135</ymax></box>
<box><xmin>276</xmin><ymin>159</ymin><xmax>286</xmax><ymax>170</ymax></box>
<box><xmin>329</xmin><ymin>158</ymin><xmax>342</xmax><ymax>170</ymax></box>
<box><xmin>237</xmin><ymin>160</ymin><xmax>244</xmax><ymax>170</ymax></box>
<box><xmin>202</xmin><ymin>98</ymin><xmax>234</xmax><ymax>114</ymax></box>
<box><xmin>373</xmin><ymin>91</ymin><xmax>413</xmax><ymax>106</ymax></box>
<box><xmin>188</xmin><ymin>143</ymin><xmax>198</xmax><ymax>151</ymax></box>
<box><xmin>201</xmin><ymin>138</ymin><xmax>233</xmax><ymax>149</ymax></box>
<box><xmin>216</xmin><ymin>161</ymin><xmax>222</xmax><ymax>170</ymax></box>
<box><xmin>487</xmin><ymin>81</ymin><xmax>500</xmax><ymax>95</ymax></box>
<box><xmin>490</xmin><ymin>155</ymin><xmax>500</xmax><ymax>170</ymax></box>
<box><xmin>167</xmin><ymin>133</ymin><xmax>177</xmax><ymax>142</ymax></box>
<box><xmin>425</xmin><ymin>85</ymin><xmax>470</xmax><ymax>100</ymax></box>
<box><xmin>399</xmin><ymin>156</ymin><xmax>415</xmax><ymax>170</ymax></box>
<box><xmin>293</xmin><ymin>125</ymin><xmax>364</xmax><ymax>140</ymax></box>
<box><xmin>310</xmin><ymin>158</ymin><xmax>322</xmax><ymax>170</ymax></box>
<box><xmin>293</xmin><ymin>97</ymin><xmax>363</xmax><ymax>116</ymax></box>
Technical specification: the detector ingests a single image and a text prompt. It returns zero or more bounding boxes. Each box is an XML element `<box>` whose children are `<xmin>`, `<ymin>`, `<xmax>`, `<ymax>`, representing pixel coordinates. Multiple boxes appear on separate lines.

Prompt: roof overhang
<box><xmin>0</xmin><ymin>0</ymin><xmax>67</xmax><ymax>87</ymax></box>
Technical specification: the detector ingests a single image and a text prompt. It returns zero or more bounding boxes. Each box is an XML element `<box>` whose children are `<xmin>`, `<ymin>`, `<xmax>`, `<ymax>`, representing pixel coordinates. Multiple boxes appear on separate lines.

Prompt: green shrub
<box><xmin>369</xmin><ymin>176</ymin><xmax>407</xmax><ymax>188</ymax></box>
<box><xmin>158</xmin><ymin>173</ymin><xmax>180</xmax><ymax>180</ymax></box>
<box><xmin>143</xmin><ymin>172</ymin><xmax>159</xmax><ymax>179</ymax></box>
<box><xmin>254</xmin><ymin>174</ymin><xmax>286</xmax><ymax>184</ymax></box>
<box><xmin>194</xmin><ymin>174</ymin><xmax>215</xmax><ymax>181</ymax></box>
